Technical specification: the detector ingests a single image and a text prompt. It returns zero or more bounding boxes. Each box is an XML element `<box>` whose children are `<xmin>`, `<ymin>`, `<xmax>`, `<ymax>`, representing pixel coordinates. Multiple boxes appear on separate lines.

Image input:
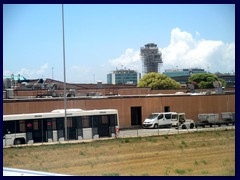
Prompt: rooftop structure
<box><xmin>140</xmin><ymin>43</ymin><xmax>163</xmax><ymax>75</ymax></box>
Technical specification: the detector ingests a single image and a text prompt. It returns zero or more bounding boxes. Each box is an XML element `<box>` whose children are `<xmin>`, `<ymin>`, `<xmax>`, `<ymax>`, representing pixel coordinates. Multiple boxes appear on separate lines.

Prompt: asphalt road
<box><xmin>118</xmin><ymin>125</ymin><xmax>235</xmax><ymax>138</ymax></box>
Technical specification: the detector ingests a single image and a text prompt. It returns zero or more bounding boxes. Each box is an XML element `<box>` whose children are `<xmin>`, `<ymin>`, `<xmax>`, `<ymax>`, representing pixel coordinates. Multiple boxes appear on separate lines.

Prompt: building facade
<box><xmin>3</xmin><ymin>94</ymin><xmax>235</xmax><ymax>129</ymax></box>
<box><xmin>163</xmin><ymin>68</ymin><xmax>207</xmax><ymax>84</ymax></box>
<box><xmin>140</xmin><ymin>43</ymin><xmax>163</xmax><ymax>75</ymax></box>
<box><xmin>107</xmin><ymin>69</ymin><xmax>141</xmax><ymax>85</ymax></box>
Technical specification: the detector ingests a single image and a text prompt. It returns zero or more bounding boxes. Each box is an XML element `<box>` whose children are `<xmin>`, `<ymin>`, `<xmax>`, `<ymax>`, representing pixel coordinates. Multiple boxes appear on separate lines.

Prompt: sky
<box><xmin>3</xmin><ymin>4</ymin><xmax>235</xmax><ymax>83</ymax></box>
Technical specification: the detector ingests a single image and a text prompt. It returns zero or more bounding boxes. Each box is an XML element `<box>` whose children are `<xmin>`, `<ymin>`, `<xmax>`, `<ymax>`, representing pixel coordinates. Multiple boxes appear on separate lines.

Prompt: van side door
<box><xmin>164</xmin><ymin>113</ymin><xmax>172</xmax><ymax>126</ymax></box>
<box><xmin>157</xmin><ymin>114</ymin><xmax>163</xmax><ymax>126</ymax></box>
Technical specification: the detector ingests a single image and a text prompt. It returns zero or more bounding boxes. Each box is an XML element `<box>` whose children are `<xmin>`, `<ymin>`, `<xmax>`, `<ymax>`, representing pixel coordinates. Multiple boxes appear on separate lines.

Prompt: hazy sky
<box><xmin>3</xmin><ymin>4</ymin><xmax>235</xmax><ymax>83</ymax></box>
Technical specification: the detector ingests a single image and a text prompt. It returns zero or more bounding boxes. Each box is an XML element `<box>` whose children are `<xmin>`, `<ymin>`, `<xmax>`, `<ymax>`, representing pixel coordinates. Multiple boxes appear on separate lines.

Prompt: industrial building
<box><xmin>3</xmin><ymin>92</ymin><xmax>235</xmax><ymax>129</ymax></box>
<box><xmin>3</xmin><ymin>73</ymin><xmax>235</xmax><ymax>129</ymax></box>
<box><xmin>140</xmin><ymin>43</ymin><xmax>163</xmax><ymax>75</ymax></box>
<box><xmin>107</xmin><ymin>69</ymin><xmax>141</xmax><ymax>85</ymax></box>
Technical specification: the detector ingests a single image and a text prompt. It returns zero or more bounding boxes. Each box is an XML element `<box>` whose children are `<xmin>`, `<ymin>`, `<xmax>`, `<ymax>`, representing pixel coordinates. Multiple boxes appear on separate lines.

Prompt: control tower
<box><xmin>140</xmin><ymin>43</ymin><xmax>163</xmax><ymax>75</ymax></box>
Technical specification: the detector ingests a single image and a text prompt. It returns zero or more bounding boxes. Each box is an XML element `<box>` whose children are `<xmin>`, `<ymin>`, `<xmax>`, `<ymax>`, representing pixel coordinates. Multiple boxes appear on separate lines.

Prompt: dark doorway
<box><xmin>131</xmin><ymin>106</ymin><xmax>142</xmax><ymax>126</ymax></box>
<box><xmin>164</xmin><ymin>106</ymin><xmax>170</xmax><ymax>112</ymax></box>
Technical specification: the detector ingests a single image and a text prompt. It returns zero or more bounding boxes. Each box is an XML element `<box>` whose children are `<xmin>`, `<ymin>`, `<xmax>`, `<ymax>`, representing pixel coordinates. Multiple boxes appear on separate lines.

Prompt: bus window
<box><xmin>92</xmin><ymin>116</ymin><xmax>99</xmax><ymax>128</ymax></box>
<box><xmin>67</xmin><ymin>118</ymin><xmax>72</xmax><ymax>127</ymax></box>
<box><xmin>46</xmin><ymin>119</ymin><xmax>52</xmax><ymax>131</ymax></box>
<box><xmin>73</xmin><ymin>117</ymin><xmax>82</xmax><ymax>128</ymax></box>
<box><xmin>56</xmin><ymin>118</ymin><xmax>64</xmax><ymax>130</ymax></box>
<box><xmin>19</xmin><ymin>121</ymin><xmax>26</xmax><ymax>133</ymax></box>
<box><xmin>101</xmin><ymin>116</ymin><xmax>108</xmax><ymax>124</ymax></box>
<box><xmin>26</xmin><ymin>120</ymin><xmax>33</xmax><ymax>132</ymax></box>
<box><xmin>4</xmin><ymin>121</ymin><xmax>15</xmax><ymax>135</ymax></box>
<box><xmin>52</xmin><ymin>118</ymin><xmax>57</xmax><ymax>130</ymax></box>
<box><xmin>82</xmin><ymin>116</ymin><xmax>91</xmax><ymax>128</ymax></box>
<box><xmin>33</xmin><ymin>120</ymin><xmax>40</xmax><ymax>130</ymax></box>
<box><xmin>109</xmin><ymin>115</ymin><xmax>117</xmax><ymax>126</ymax></box>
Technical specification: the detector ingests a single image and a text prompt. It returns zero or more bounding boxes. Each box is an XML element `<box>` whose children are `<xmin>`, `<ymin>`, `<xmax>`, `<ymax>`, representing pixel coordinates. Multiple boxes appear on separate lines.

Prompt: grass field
<box><xmin>3</xmin><ymin>129</ymin><xmax>235</xmax><ymax>176</ymax></box>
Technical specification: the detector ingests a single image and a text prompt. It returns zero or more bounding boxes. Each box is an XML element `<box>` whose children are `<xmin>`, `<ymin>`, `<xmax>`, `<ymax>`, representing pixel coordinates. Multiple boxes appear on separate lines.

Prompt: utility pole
<box><xmin>62</xmin><ymin>4</ymin><xmax>68</xmax><ymax>141</ymax></box>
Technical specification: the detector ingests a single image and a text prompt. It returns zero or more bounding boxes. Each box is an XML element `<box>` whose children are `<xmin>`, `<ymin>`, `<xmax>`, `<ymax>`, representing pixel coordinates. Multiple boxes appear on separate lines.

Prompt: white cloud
<box><xmin>3</xmin><ymin>63</ymin><xmax>49</xmax><ymax>79</ymax></box>
<box><xmin>109</xmin><ymin>48</ymin><xmax>141</xmax><ymax>71</ymax></box>
<box><xmin>195</xmin><ymin>31</ymin><xmax>200</xmax><ymax>36</ymax></box>
<box><xmin>160</xmin><ymin>28</ymin><xmax>235</xmax><ymax>73</ymax></box>
<box><xmin>108</xmin><ymin>28</ymin><xmax>234</xmax><ymax>76</ymax></box>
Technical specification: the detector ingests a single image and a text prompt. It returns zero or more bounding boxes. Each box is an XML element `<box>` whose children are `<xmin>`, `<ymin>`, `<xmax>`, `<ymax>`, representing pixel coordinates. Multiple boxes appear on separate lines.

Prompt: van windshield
<box><xmin>148</xmin><ymin>114</ymin><xmax>158</xmax><ymax>119</ymax></box>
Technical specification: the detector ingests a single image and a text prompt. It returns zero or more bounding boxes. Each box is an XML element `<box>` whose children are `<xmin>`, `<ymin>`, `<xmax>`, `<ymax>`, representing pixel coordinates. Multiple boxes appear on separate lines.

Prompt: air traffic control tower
<box><xmin>140</xmin><ymin>43</ymin><xmax>163</xmax><ymax>75</ymax></box>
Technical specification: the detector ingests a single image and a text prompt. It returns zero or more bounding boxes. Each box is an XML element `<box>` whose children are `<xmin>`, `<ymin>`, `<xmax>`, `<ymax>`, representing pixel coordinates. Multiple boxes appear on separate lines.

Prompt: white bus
<box><xmin>3</xmin><ymin>109</ymin><xmax>119</xmax><ymax>147</ymax></box>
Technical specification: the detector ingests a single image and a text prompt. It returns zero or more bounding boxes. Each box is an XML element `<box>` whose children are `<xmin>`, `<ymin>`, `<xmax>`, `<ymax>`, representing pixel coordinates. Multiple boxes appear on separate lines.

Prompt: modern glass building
<box><xmin>107</xmin><ymin>69</ymin><xmax>141</xmax><ymax>85</ymax></box>
<box><xmin>163</xmin><ymin>68</ymin><xmax>207</xmax><ymax>84</ymax></box>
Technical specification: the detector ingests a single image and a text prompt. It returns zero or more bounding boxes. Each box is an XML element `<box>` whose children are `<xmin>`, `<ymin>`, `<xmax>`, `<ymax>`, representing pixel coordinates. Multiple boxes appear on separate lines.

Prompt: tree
<box><xmin>137</xmin><ymin>72</ymin><xmax>181</xmax><ymax>90</ymax></box>
<box><xmin>188</xmin><ymin>73</ymin><xmax>227</xmax><ymax>88</ymax></box>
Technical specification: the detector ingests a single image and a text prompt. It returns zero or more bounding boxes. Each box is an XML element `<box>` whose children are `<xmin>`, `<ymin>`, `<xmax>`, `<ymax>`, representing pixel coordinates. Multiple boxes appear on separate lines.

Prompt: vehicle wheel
<box><xmin>182</xmin><ymin>124</ymin><xmax>187</xmax><ymax>129</ymax></box>
<box><xmin>190</xmin><ymin>123</ymin><xmax>194</xmax><ymax>129</ymax></box>
<box><xmin>14</xmin><ymin>139</ymin><xmax>22</xmax><ymax>145</ymax></box>
<box><xmin>154</xmin><ymin>124</ymin><xmax>158</xmax><ymax>129</ymax></box>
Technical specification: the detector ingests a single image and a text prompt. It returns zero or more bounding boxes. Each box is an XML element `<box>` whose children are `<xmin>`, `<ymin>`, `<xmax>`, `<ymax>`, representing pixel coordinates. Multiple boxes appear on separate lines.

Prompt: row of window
<box><xmin>4</xmin><ymin>115</ymin><xmax>117</xmax><ymax>135</ymax></box>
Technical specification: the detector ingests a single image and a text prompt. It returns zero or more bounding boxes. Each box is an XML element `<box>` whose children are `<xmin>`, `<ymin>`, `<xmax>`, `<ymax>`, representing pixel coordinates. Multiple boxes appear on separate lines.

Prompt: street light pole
<box><xmin>62</xmin><ymin>4</ymin><xmax>67</xmax><ymax>141</ymax></box>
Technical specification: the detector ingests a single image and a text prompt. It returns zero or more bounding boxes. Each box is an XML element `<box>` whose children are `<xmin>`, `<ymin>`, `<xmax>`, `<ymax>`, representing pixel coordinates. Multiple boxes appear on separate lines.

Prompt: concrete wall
<box><xmin>3</xmin><ymin>94</ymin><xmax>235</xmax><ymax>128</ymax></box>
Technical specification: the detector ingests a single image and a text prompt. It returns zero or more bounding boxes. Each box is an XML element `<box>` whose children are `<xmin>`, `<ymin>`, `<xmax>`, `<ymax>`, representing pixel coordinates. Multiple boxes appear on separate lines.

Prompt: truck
<box><xmin>221</xmin><ymin>112</ymin><xmax>235</xmax><ymax>125</ymax></box>
<box><xmin>142</xmin><ymin>112</ymin><xmax>176</xmax><ymax>129</ymax></box>
<box><xmin>195</xmin><ymin>112</ymin><xmax>235</xmax><ymax>128</ymax></box>
<box><xmin>171</xmin><ymin>113</ymin><xmax>195</xmax><ymax>129</ymax></box>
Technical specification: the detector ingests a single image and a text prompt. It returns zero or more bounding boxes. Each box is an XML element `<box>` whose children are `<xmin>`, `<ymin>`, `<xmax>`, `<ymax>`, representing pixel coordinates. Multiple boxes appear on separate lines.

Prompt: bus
<box><xmin>3</xmin><ymin>109</ymin><xmax>119</xmax><ymax>147</ymax></box>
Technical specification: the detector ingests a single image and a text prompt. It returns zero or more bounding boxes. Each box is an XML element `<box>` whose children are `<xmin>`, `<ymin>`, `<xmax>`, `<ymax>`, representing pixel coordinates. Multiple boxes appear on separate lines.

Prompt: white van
<box><xmin>142</xmin><ymin>112</ymin><xmax>176</xmax><ymax>129</ymax></box>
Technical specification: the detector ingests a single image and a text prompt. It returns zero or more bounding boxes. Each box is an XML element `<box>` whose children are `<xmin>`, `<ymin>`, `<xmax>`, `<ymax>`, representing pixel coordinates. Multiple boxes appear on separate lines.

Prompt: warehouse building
<box><xmin>3</xmin><ymin>93</ymin><xmax>235</xmax><ymax>129</ymax></box>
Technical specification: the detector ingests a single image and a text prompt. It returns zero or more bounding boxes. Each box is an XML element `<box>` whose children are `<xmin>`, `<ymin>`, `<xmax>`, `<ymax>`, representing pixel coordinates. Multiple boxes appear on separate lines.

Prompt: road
<box><xmin>118</xmin><ymin>125</ymin><xmax>235</xmax><ymax>138</ymax></box>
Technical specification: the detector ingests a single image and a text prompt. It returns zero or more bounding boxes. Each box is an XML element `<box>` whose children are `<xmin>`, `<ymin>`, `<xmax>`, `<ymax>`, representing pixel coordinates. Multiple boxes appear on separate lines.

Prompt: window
<box><xmin>101</xmin><ymin>116</ymin><xmax>108</xmax><ymax>124</ymax></box>
<box><xmin>33</xmin><ymin>120</ymin><xmax>40</xmax><ymax>130</ymax></box>
<box><xmin>165</xmin><ymin>114</ymin><xmax>171</xmax><ymax>119</ymax></box>
<box><xmin>56</xmin><ymin>118</ymin><xmax>64</xmax><ymax>130</ymax></box>
<box><xmin>67</xmin><ymin>118</ymin><xmax>72</xmax><ymax>127</ymax></box>
<box><xmin>4</xmin><ymin>121</ymin><xmax>15</xmax><ymax>135</ymax></box>
<box><xmin>19</xmin><ymin>121</ymin><xmax>26</xmax><ymax>133</ymax></box>
<box><xmin>73</xmin><ymin>117</ymin><xmax>82</xmax><ymax>128</ymax></box>
<box><xmin>158</xmin><ymin>114</ymin><xmax>163</xmax><ymax>119</ymax></box>
<box><xmin>109</xmin><ymin>115</ymin><xmax>117</xmax><ymax>126</ymax></box>
<box><xmin>82</xmin><ymin>116</ymin><xmax>91</xmax><ymax>128</ymax></box>
<box><xmin>52</xmin><ymin>118</ymin><xmax>57</xmax><ymax>130</ymax></box>
<box><xmin>164</xmin><ymin>106</ymin><xmax>170</xmax><ymax>112</ymax></box>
